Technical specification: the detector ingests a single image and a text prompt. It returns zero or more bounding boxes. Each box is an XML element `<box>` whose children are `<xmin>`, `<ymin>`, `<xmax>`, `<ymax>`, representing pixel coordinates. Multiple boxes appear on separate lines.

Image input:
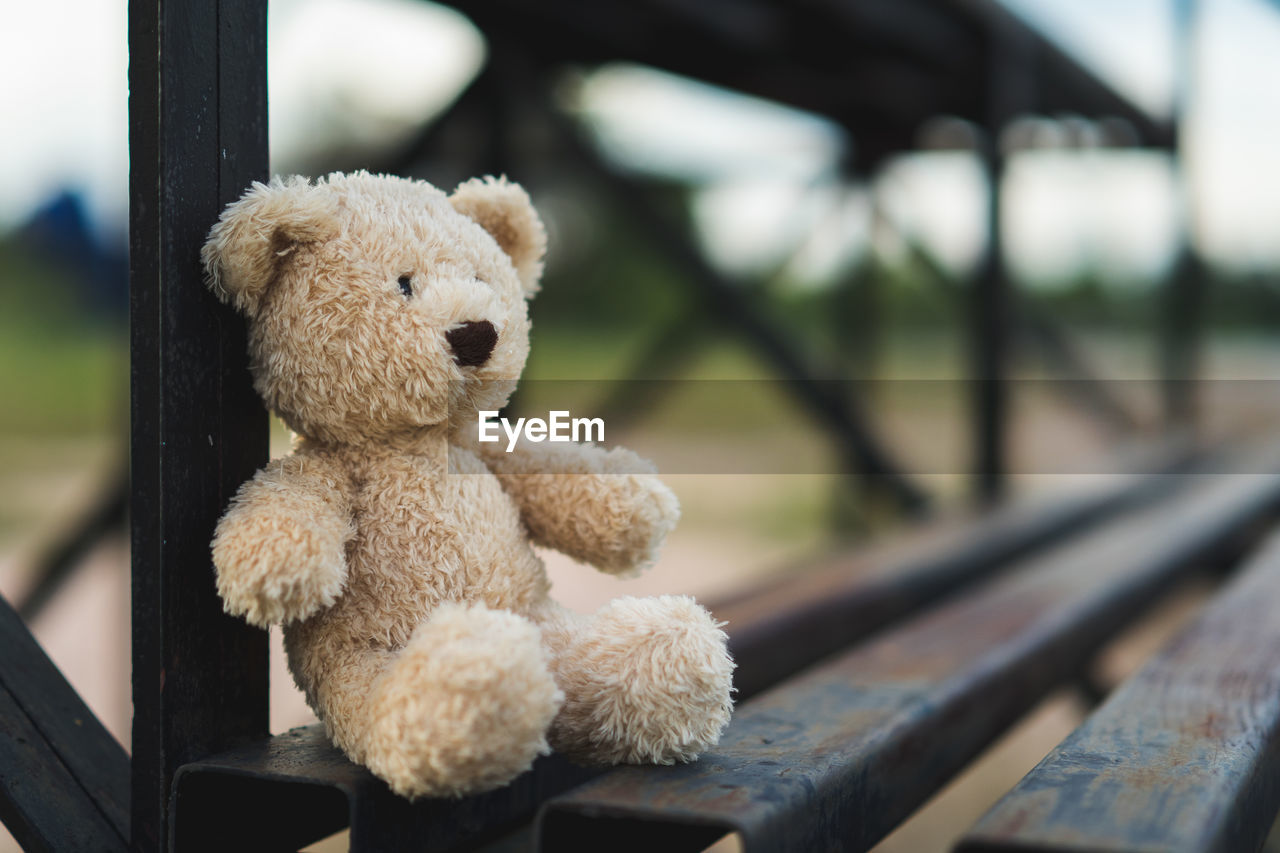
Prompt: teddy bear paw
<box><xmin>212</xmin><ymin>526</ymin><xmax>347</xmax><ymax>627</ymax></box>
<box><xmin>549</xmin><ymin>595</ymin><xmax>735</xmax><ymax>765</ymax></box>
<box><xmin>363</xmin><ymin>604</ymin><xmax>564</xmax><ymax>798</ymax></box>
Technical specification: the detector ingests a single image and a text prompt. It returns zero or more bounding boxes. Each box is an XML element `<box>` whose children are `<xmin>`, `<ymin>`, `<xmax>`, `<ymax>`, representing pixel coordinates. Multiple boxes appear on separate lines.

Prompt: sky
<box><xmin>3</xmin><ymin>0</ymin><xmax>1280</xmax><ymax>285</ymax></box>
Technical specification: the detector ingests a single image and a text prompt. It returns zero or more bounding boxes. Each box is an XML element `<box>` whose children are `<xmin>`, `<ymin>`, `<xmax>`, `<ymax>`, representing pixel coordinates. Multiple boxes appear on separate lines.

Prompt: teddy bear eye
<box><xmin>397</xmin><ymin>275</ymin><xmax>414</xmax><ymax>297</ymax></box>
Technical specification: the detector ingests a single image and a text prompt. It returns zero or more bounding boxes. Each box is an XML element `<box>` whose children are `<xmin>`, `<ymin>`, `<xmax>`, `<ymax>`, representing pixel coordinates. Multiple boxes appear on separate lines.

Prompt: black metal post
<box><xmin>128</xmin><ymin>1</ymin><xmax>270</xmax><ymax>849</ymax></box>
<box><xmin>838</xmin><ymin>184</ymin><xmax>881</xmax><ymax>384</ymax></box>
<box><xmin>971</xmin><ymin>20</ymin><xmax>1035</xmax><ymax>506</ymax></box>
<box><xmin>971</xmin><ymin>145</ymin><xmax>1009</xmax><ymax>505</ymax></box>
<box><xmin>1159</xmin><ymin>253</ymin><xmax>1205</xmax><ymax>428</ymax></box>
<box><xmin>1160</xmin><ymin>0</ymin><xmax>1203</xmax><ymax>430</ymax></box>
<box><xmin>0</xmin><ymin>594</ymin><xmax>130</xmax><ymax>851</ymax></box>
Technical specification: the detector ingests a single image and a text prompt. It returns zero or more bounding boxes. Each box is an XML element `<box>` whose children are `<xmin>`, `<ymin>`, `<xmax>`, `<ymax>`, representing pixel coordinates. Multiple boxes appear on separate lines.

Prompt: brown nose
<box><xmin>446</xmin><ymin>320</ymin><xmax>497</xmax><ymax>367</ymax></box>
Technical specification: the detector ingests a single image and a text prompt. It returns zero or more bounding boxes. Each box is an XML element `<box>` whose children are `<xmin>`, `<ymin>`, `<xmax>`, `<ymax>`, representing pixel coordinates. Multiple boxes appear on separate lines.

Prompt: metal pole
<box><xmin>971</xmin><ymin>19</ymin><xmax>1035</xmax><ymax>505</ymax></box>
<box><xmin>972</xmin><ymin>145</ymin><xmax>1009</xmax><ymax>504</ymax></box>
<box><xmin>1160</xmin><ymin>0</ymin><xmax>1202</xmax><ymax>430</ymax></box>
<box><xmin>129</xmin><ymin>1</ymin><xmax>270</xmax><ymax>848</ymax></box>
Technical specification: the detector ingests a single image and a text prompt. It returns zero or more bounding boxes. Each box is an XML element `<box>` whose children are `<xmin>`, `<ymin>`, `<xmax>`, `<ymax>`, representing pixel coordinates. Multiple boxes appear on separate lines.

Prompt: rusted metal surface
<box><xmin>958</xmin><ymin>527</ymin><xmax>1280</xmax><ymax>853</ymax></box>
<box><xmin>169</xmin><ymin>725</ymin><xmax>598</xmax><ymax>852</ymax></box>
<box><xmin>538</xmin><ymin>465</ymin><xmax>1280</xmax><ymax>853</ymax></box>
<box><xmin>720</xmin><ymin>441</ymin><xmax>1195</xmax><ymax>700</ymax></box>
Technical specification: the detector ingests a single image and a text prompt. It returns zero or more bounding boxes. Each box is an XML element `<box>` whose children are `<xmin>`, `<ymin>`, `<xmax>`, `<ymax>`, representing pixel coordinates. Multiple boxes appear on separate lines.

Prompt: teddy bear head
<box><xmin>202</xmin><ymin>172</ymin><xmax>546</xmax><ymax>445</ymax></box>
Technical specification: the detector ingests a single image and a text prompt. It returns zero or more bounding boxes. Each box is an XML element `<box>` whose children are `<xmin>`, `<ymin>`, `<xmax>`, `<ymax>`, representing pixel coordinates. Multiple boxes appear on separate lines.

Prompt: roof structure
<box><xmin>443</xmin><ymin>0</ymin><xmax>1175</xmax><ymax>171</ymax></box>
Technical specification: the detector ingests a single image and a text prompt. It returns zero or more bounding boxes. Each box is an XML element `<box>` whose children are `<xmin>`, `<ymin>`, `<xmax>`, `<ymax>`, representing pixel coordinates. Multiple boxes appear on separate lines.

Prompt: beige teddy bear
<box><xmin>201</xmin><ymin>171</ymin><xmax>734</xmax><ymax>799</ymax></box>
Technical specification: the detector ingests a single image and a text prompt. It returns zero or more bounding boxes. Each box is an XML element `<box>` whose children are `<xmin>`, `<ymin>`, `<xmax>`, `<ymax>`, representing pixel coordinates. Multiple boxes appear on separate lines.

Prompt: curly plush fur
<box><xmin>202</xmin><ymin>171</ymin><xmax>734</xmax><ymax>799</ymax></box>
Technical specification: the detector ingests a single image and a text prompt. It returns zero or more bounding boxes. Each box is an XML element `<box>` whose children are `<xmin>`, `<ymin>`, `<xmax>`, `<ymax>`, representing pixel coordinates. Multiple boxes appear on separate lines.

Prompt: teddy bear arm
<box><xmin>481</xmin><ymin>440</ymin><xmax>680</xmax><ymax>576</ymax></box>
<box><xmin>211</xmin><ymin>454</ymin><xmax>356</xmax><ymax>627</ymax></box>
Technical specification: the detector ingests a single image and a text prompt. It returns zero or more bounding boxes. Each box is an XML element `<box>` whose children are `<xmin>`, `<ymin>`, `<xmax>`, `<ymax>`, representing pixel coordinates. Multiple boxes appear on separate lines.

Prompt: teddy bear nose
<box><xmin>446</xmin><ymin>320</ymin><xmax>498</xmax><ymax>367</ymax></box>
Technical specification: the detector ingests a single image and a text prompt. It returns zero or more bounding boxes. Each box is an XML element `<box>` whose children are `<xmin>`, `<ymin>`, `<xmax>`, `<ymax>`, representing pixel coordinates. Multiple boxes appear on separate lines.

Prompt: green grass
<box><xmin>0</xmin><ymin>329</ymin><xmax>125</xmax><ymax>435</ymax></box>
<box><xmin>0</xmin><ymin>240</ymin><xmax>126</xmax><ymax>437</ymax></box>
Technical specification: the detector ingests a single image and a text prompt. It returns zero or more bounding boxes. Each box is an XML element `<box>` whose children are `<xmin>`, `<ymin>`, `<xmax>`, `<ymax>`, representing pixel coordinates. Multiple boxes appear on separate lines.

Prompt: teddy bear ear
<box><xmin>201</xmin><ymin>176</ymin><xmax>340</xmax><ymax>317</ymax></box>
<box><xmin>449</xmin><ymin>176</ymin><xmax>547</xmax><ymax>297</ymax></box>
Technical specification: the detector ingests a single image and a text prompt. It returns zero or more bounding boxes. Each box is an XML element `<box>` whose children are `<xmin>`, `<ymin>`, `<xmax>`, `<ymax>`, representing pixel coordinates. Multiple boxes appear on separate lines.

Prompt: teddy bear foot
<box><xmin>548</xmin><ymin>595</ymin><xmax>735</xmax><ymax>766</ymax></box>
<box><xmin>361</xmin><ymin>603</ymin><xmax>564</xmax><ymax>799</ymax></box>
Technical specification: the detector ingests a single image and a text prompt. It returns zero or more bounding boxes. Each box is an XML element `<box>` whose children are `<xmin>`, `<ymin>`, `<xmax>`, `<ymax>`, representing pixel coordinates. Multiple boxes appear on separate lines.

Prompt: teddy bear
<box><xmin>200</xmin><ymin>171</ymin><xmax>735</xmax><ymax>799</ymax></box>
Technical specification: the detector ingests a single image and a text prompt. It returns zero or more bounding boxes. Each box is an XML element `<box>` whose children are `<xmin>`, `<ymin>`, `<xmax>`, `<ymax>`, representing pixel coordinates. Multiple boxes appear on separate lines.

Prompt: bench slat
<box><xmin>722</xmin><ymin>442</ymin><xmax>1193</xmax><ymax>700</ymax></box>
<box><xmin>958</xmin><ymin>527</ymin><xmax>1280</xmax><ymax>853</ymax></box>
<box><xmin>537</xmin><ymin>464</ymin><xmax>1280</xmax><ymax>853</ymax></box>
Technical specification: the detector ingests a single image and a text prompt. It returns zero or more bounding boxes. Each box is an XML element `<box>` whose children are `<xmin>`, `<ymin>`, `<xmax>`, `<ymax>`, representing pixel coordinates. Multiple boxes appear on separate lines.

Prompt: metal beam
<box><xmin>170</xmin><ymin>726</ymin><xmax>598</xmax><ymax>852</ymax></box>
<box><xmin>960</xmin><ymin>526</ymin><xmax>1280</xmax><ymax>853</ymax></box>
<box><xmin>439</xmin><ymin>0</ymin><xmax>1175</xmax><ymax>162</ymax></box>
<box><xmin>971</xmin><ymin>149</ymin><xmax>1009</xmax><ymax>504</ymax></box>
<box><xmin>949</xmin><ymin>0</ymin><xmax>1175</xmax><ymax>145</ymax></box>
<box><xmin>1160</xmin><ymin>0</ymin><xmax>1204</xmax><ymax>430</ymax></box>
<box><xmin>0</xmin><ymin>596</ymin><xmax>129</xmax><ymax>852</ymax></box>
<box><xmin>128</xmin><ymin>0</ymin><xmax>270</xmax><ymax>848</ymax></box>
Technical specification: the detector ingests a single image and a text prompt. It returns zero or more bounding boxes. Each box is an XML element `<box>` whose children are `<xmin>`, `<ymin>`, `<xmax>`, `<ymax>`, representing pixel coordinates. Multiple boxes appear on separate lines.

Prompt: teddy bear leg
<box><xmin>323</xmin><ymin>602</ymin><xmax>563</xmax><ymax>799</ymax></box>
<box><xmin>538</xmin><ymin>595</ymin><xmax>735</xmax><ymax>766</ymax></box>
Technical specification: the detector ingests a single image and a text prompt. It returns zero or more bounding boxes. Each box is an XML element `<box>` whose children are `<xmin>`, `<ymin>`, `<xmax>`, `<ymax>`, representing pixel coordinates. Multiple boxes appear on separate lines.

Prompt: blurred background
<box><xmin>4</xmin><ymin>0</ymin><xmax>1280</xmax><ymax>849</ymax></box>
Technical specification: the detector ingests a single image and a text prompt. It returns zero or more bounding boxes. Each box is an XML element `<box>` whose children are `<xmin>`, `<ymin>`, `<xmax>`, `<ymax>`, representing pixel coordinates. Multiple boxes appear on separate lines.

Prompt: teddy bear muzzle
<box><xmin>446</xmin><ymin>320</ymin><xmax>498</xmax><ymax>367</ymax></box>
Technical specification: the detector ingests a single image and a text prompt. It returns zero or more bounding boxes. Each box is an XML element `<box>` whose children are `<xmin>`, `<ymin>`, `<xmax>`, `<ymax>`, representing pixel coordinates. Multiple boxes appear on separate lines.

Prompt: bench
<box><xmin>959</xmin><ymin>529</ymin><xmax>1280</xmax><ymax>853</ymax></box>
<box><xmin>10</xmin><ymin>2</ymin><xmax>1280</xmax><ymax>852</ymax></box>
<box><xmin>163</xmin><ymin>446</ymin><xmax>1183</xmax><ymax>849</ymax></box>
<box><xmin>158</xmin><ymin>452</ymin><xmax>1280</xmax><ymax>853</ymax></box>
<box><xmin>11</xmin><ymin>445</ymin><xmax>1280</xmax><ymax>851</ymax></box>
<box><xmin>540</xmin><ymin>456</ymin><xmax>1280</xmax><ymax>851</ymax></box>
